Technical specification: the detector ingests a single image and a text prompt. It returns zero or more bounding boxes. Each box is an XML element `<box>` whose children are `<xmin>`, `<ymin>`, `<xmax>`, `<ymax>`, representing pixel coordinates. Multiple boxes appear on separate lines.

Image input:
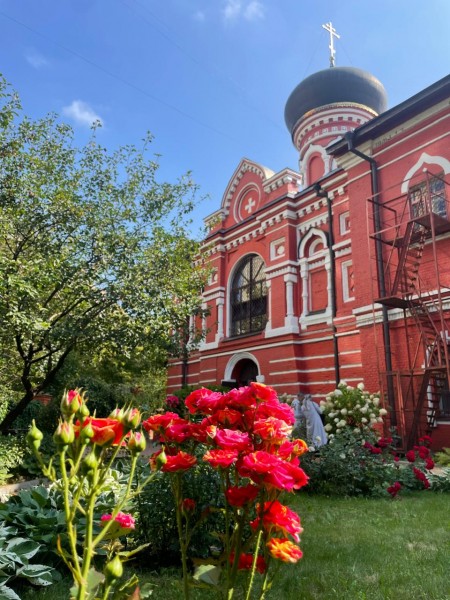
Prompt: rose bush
<box><xmin>27</xmin><ymin>389</ymin><xmax>155</xmax><ymax>600</ymax></box>
<box><xmin>142</xmin><ymin>382</ymin><xmax>309</xmax><ymax>599</ymax></box>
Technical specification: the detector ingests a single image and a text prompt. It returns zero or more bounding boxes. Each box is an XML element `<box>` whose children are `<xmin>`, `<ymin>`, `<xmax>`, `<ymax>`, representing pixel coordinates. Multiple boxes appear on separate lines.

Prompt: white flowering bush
<box><xmin>319</xmin><ymin>381</ymin><xmax>388</xmax><ymax>436</ymax></box>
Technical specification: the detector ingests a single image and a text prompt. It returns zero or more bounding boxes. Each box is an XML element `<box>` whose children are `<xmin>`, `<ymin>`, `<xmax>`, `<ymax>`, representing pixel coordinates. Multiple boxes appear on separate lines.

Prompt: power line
<box><xmin>122</xmin><ymin>0</ymin><xmax>284</xmax><ymax>133</ymax></box>
<box><xmin>0</xmin><ymin>9</ymin><xmax>239</xmax><ymax>142</ymax></box>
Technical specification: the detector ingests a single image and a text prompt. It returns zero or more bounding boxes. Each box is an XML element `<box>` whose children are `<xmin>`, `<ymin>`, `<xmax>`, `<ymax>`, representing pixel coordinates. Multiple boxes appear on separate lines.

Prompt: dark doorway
<box><xmin>231</xmin><ymin>358</ymin><xmax>258</xmax><ymax>387</ymax></box>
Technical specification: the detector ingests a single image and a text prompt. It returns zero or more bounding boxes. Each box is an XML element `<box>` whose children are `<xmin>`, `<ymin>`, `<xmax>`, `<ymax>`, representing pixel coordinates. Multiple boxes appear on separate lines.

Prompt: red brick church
<box><xmin>168</xmin><ymin>26</ymin><xmax>450</xmax><ymax>449</ymax></box>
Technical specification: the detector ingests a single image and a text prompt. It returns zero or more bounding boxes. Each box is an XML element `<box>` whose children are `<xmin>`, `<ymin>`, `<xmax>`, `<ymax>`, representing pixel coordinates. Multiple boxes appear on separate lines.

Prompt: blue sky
<box><xmin>0</xmin><ymin>0</ymin><xmax>449</xmax><ymax>236</ymax></box>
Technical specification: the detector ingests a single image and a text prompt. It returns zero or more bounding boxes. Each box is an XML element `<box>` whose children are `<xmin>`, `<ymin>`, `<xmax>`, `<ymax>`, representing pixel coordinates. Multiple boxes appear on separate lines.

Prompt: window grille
<box><xmin>409</xmin><ymin>173</ymin><xmax>447</xmax><ymax>221</ymax></box>
<box><xmin>230</xmin><ymin>255</ymin><xmax>267</xmax><ymax>337</ymax></box>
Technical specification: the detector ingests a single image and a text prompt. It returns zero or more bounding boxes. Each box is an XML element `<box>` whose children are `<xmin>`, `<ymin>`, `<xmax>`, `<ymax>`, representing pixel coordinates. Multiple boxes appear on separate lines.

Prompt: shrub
<box><xmin>0</xmin><ymin>434</ymin><xmax>26</xmax><ymax>484</ymax></box>
<box><xmin>434</xmin><ymin>447</ymin><xmax>450</xmax><ymax>466</ymax></box>
<box><xmin>320</xmin><ymin>381</ymin><xmax>387</xmax><ymax>436</ymax></box>
<box><xmin>134</xmin><ymin>458</ymin><xmax>224</xmax><ymax>567</ymax></box>
<box><xmin>301</xmin><ymin>429</ymin><xmax>395</xmax><ymax>496</ymax></box>
<box><xmin>301</xmin><ymin>428</ymin><xmax>442</xmax><ymax>497</ymax></box>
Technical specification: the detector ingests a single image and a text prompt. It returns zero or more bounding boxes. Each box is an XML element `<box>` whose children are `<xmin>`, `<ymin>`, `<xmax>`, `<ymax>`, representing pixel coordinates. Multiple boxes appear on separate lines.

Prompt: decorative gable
<box><xmin>205</xmin><ymin>159</ymin><xmax>273</xmax><ymax>230</ymax></box>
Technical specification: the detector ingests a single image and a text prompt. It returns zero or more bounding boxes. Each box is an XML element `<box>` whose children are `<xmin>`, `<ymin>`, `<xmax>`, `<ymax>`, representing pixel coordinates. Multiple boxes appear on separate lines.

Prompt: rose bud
<box><xmin>128</xmin><ymin>431</ymin><xmax>146</xmax><ymax>455</ymax></box>
<box><xmin>153</xmin><ymin>448</ymin><xmax>167</xmax><ymax>471</ymax></box>
<box><xmin>26</xmin><ymin>420</ymin><xmax>44</xmax><ymax>450</ymax></box>
<box><xmin>82</xmin><ymin>451</ymin><xmax>99</xmax><ymax>475</ymax></box>
<box><xmin>79</xmin><ymin>420</ymin><xmax>95</xmax><ymax>442</ymax></box>
<box><xmin>122</xmin><ymin>407</ymin><xmax>141</xmax><ymax>430</ymax></box>
<box><xmin>60</xmin><ymin>389</ymin><xmax>83</xmax><ymax>417</ymax></box>
<box><xmin>104</xmin><ymin>555</ymin><xmax>123</xmax><ymax>582</ymax></box>
<box><xmin>53</xmin><ymin>421</ymin><xmax>75</xmax><ymax>446</ymax></box>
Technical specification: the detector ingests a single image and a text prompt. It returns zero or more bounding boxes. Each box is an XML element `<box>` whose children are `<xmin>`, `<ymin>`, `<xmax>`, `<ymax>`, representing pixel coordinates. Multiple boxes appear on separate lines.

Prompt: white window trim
<box><xmin>339</xmin><ymin>211</ymin><xmax>350</xmax><ymax>235</ymax></box>
<box><xmin>342</xmin><ymin>260</ymin><xmax>355</xmax><ymax>302</ymax></box>
<box><xmin>298</xmin><ymin>228</ymin><xmax>332</xmax><ymax>329</ymax></box>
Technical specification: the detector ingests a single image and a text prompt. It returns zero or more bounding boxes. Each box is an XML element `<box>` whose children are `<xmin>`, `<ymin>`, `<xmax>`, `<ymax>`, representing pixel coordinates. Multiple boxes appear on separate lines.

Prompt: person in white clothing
<box><xmin>301</xmin><ymin>394</ymin><xmax>328</xmax><ymax>448</ymax></box>
<box><xmin>291</xmin><ymin>393</ymin><xmax>303</xmax><ymax>425</ymax></box>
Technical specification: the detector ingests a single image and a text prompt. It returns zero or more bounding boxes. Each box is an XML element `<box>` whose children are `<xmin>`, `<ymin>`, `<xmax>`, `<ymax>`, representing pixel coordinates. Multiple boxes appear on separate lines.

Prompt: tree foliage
<box><xmin>0</xmin><ymin>76</ymin><xmax>207</xmax><ymax>431</ymax></box>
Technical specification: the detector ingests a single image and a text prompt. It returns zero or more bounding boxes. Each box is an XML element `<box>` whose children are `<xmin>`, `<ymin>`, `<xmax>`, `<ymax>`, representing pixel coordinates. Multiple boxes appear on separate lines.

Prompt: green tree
<box><xmin>0</xmin><ymin>76</ymin><xmax>207</xmax><ymax>431</ymax></box>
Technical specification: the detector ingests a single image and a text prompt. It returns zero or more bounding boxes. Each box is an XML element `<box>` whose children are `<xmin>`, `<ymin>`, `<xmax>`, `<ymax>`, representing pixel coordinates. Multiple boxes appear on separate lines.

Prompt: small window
<box><xmin>339</xmin><ymin>211</ymin><xmax>350</xmax><ymax>234</ymax></box>
<box><xmin>230</xmin><ymin>255</ymin><xmax>267</xmax><ymax>337</ymax></box>
<box><xmin>342</xmin><ymin>260</ymin><xmax>355</xmax><ymax>302</ymax></box>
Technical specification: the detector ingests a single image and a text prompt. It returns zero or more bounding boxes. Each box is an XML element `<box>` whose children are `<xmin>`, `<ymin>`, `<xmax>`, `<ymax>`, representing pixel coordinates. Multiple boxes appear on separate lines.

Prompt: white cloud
<box><xmin>25</xmin><ymin>49</ymin><xmax>49</xmax><ymax>69</ymax></box>
<box><xmin>193</xmin><ymin>9</ymin><xmax>206</xmax><ymax>22</ymax></box>
<box><xmin>62</xmin><ymin>100</ymin><xmax>104</xmax><ymax>128</ymax></box>
<box><xmin>223</xmin><ymin>0</ymin><xmax>241</xmax><ymax>21</ymax></box>
<box><xmin>222</xmin><ymin>0</ymin><xmax>264</xmax><ymax>22</ymax></box>
<box><xmin>244</xmin><ymin>0</ymin><xmax>264</xmax><ymax>20</ymax></box>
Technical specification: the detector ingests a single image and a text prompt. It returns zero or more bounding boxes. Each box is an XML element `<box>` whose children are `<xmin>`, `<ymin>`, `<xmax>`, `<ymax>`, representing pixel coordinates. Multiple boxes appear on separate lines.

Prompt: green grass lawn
<box><xmin>19</xmin><ymin>492</ymin><xmax>450</xmax><ymax>600</ymax></box>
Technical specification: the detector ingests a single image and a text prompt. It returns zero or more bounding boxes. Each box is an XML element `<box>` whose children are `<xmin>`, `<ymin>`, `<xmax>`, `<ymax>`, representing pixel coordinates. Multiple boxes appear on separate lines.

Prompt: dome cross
<box><xmin>322</xmin><ymin>21</ymin><xmax>340</xmax><ymax>68</ymax></box>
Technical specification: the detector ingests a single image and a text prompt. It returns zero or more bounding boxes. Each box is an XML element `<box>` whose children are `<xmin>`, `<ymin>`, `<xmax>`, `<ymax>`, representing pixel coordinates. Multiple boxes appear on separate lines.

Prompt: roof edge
<box><xmin>327</xmin><ymin>74</ymin><xmax>450</xmax><ymax>157</ymax></box>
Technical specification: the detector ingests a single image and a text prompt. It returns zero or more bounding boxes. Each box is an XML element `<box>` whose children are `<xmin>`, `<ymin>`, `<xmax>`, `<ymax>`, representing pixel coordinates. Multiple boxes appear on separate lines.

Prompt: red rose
<box><xmin>419</xmin><ymin>435</ymin><xmax>432</xmax><ymax>446</ymax></box>
<box><xmin>185</xmin><ymin>388</ymin><xmax>225</xmax><ymax>415</ymax></box>
<box><xmin>142</xmin><ymin>412</ymin><xmax>185</xmax><ymax>434</ymax></box>
<box><xmin>238</xmin><ymin>451</ymin><xmax>308</xmax><ymax>491</ymax></box>
<box><xmin>405</xmin><ymin>450</ymin><xmax>416</xmax><ymax>463</ymax></box>
<box><xmin>223</xmin><ymin>387</ymin><xmax>257</xmax><ymax>410</ymax></box>
<box><xmin>209</xmin><ymin>408</ymin><xmax>244</xmax><ymax>428</ymax></box>
<box><xmin>212</xmin><ymin>428</ymin><xmax>252</xmax><ymax>452</ymax></box>
<box><xmin>230</xmin><ymin>552</ymin><xmax>267</xmax><ymax>573</ymax></box>
<box><xmin>418</xmin><ymin>446</ymin><xmax>430</xmax><ymax>459</ymax></box>
<box><xmin>253</xmin><ymin>417</ymin><xmax>292</xmax><ymax>443</ymax></box>
<box><xmin>100</xmin><ymin>511</ymin><xmax>135</xmax><ymax>537</ymax></box>
<box><xmin>189</xmin><ymin>421</ymin><xmax>209</xmax><ymax>443</ymax></box>
<box><xmin>425</xmin><ymin>458</ymin><xmax>435</xmax><ymax>470</ymax></box>
<box><xmin>162</xmin><ymin>451</ymin><xmax>197</xmax><ymax>472</ymax></box>
<box><xmin>164</xmin><ymin>421</ymin><xmax>192</xmax><ymax>444</ymax></box>
<box><xmin>249</xmin><ymin>382</ymin><xmax>279</xmax><ymax>403</ymax></box>
<box><xmin>413</xmin><ymin>467</ymin><xmax>427</xmax><ymax>482</ymax></box>
<box><xmin>181</xmin><ymin>498</ymin><xmax>196</xmax><ymax>513</ymax></box>
<box><xmin>277</xmin><ymin>439</ymin><xmax>308</xmax><ymax>460</ymax></box>
<box><xmin>76</xmin><ymin>417</ymin><xmax>124</xmax><ymax>446</ymax></box>
<box><xmin>225</xmin><ymin>484</ymin><xmax>259</xmax><ymax>507</ymax></box>
<box><xmin>377</xmin><ymin>437</ymin><xmax>393</xmax><ymax>448</ymax></box>
<box><xmin>266</xmin><ymin>538</ymin><xmax>303</xmax><ymax>563</ymax></box>
<box><xmin>268</xmin><ymin>462</ymin><xmax>309</xmax><ymax>491</ymax></box>
<box><xmin>237</xmin><ymin>450</ymin><xmax>280</xmax><ymax>478</ymax></box>
<box><xmin>387</xmin><ymin>481</ymin><xmax>401</xmax><ymax>497</ymax></box>
<box><xmin>254</xmin><ymin>401</ymin><xmax>295</xmax><ymax>425</ymax></box>
<box><xmin>203</xmin><ymin>448</ymin><xmax>239</xmax><ymax>469</ymax></box>
<box><xmin>252</xmin><ymin>500</ymin><xmax>303</xmax><ymax>542</ymax></box>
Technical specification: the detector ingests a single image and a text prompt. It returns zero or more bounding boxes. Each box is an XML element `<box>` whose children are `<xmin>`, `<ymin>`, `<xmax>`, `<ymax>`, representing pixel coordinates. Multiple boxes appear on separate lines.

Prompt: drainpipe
<box><xmin>313</xmin><ymin>183</ymin><xmax>340</xmax><ymax>386</ymax></box>
<box><xmin>344</xmin><ymin>132</ymin><xmax>397</xmax><ymax>425</ymax></box>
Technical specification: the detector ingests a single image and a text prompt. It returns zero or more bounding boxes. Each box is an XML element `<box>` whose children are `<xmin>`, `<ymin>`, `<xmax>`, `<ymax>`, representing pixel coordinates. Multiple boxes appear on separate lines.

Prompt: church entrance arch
<box><xmin>223</xmin><ymin>352</ymin><xmax>260</xmax><ymax>388</ymax></box>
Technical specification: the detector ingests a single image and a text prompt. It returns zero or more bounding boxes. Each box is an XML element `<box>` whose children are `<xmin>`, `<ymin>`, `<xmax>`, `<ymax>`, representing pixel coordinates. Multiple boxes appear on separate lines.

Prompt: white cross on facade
<box><xmin>244</xmin><ymin>197</ymin><xmax>256</xmax><ymax>214</ymax></box>
<box><xmin>322</xmin><ymin>21</ymin><xmax>340</xmax><ymax>68</ymax></box>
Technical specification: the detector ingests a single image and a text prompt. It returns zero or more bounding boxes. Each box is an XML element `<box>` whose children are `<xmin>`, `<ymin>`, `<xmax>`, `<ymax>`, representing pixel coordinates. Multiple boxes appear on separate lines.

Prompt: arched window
<box><xmin>298</xmin><ymin>228</ymin><xmax>332</xmax><ymax>329</ymax></box>
<box><xmin>230</xmin><ymin>255</ymin><xmax>267</xmax><ymax>337</ymax></box>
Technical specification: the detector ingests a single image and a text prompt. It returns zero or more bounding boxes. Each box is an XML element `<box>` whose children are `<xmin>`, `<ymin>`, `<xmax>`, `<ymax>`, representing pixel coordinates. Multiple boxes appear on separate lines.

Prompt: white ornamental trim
<box><xmin>222</xmin><ymin>161</ymin><xmax>271</xmax><ymax>215</ymax></box>
<box><xmin>265</xmin><ymin>265</ymin><xmax>298</xmax><ymax>280</ymax></box>
<box><xmin>335</xmin><ymin>246</ymin><xmax>352</xmax><ymax>258</ymax></box>
<box><xmin>298</xmin><ymin>214</ymin><xmax>328</xmax><ymax>233</ymax></box>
